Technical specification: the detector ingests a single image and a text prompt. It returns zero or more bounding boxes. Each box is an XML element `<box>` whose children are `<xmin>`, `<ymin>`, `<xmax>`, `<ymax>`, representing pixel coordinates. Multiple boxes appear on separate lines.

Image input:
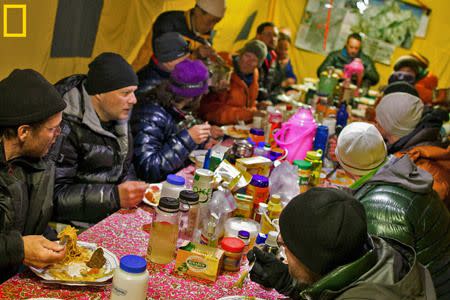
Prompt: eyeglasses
<box><xmin>44</xmin><ymin>125</ymin><xmax>61</xmax><ymax>135</ymax></box>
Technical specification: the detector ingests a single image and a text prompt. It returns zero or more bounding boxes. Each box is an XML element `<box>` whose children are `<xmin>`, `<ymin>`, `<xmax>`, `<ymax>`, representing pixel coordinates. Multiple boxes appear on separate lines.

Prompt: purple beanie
<box><xmin>169</xmin><ymin>59</ymin><xmax>209</xmax><ymax>98</ymax></box>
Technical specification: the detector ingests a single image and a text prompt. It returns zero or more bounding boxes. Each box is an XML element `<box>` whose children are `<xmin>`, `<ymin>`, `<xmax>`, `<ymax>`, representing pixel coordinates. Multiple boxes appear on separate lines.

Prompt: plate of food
<box><xmin>142</xmin><ymin>183</ymin><xmax>162</xmax><ymax>207</ymax></box>
<box><xmin>30</xmin><ymin>226</ymin><xmax>118</xmax><ymax>286</ymax></box>
<box><xmin>221</xmin><ymin>125</ymin><xmax>251</xmax><ymax>139</ymax></box>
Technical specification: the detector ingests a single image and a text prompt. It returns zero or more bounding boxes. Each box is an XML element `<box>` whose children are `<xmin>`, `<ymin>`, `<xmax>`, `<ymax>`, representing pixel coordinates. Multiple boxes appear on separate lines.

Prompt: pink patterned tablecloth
<box><xmin>0</xmin><ymin>206</ymin><xmax>282</xmax><ymax>299</ymax></box>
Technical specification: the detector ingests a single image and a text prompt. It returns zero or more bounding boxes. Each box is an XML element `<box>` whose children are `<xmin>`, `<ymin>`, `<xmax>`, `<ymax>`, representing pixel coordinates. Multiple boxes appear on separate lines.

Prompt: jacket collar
<box><xmin>0</xmin><ymin>142</ymin><xmax>46</xmax><ymax>172</ymax></box>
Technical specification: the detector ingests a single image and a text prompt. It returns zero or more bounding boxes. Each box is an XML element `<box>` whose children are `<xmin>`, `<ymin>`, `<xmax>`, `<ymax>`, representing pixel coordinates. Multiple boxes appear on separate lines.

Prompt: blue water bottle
<box><xmin>336</xmin><ymin>103</ymin><xmax>348</xmax><ymax>127</ymax></box>
<box><xmin>313</xmin><ymin>125</ymin><xmax>329</xmax><ymax>159</ymax></box>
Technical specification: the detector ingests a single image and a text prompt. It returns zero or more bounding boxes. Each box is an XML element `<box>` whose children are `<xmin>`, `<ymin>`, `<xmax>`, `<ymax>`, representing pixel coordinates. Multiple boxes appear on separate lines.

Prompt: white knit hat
<box><xmin>196</xmin><ymin>0</ymin><xmax>226</xmax><ymax>18</ymax></box>
<box><xmin>335</xmin><ymin>122</ymin><xmax>387</xmax><ymax>176</ymax></box>
<box><xmin>376</xmin><ymin>92</ymin><xmax>424</xmax><ymax>138</ymax></box>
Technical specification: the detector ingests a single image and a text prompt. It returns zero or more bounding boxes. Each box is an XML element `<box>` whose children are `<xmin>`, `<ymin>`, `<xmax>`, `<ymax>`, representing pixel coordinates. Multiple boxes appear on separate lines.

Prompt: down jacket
<box><xmin>53</xmin><ymin>75</ymin><xmax>136</xmax><ymax>224</ymax></box>
<box><xmin>130</xmin><ymin>101</ymin><xmax>197</xmax><ymax>183</ymax></box>
<box><xmin>353</xmin><ymin>155</ymin><xmax>450</xmax><ymax>299</ymax></box>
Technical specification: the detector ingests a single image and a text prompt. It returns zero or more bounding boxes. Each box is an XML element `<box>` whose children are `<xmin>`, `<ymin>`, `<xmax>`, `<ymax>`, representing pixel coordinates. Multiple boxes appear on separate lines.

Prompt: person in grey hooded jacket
<box><xmin>335</xmin><ymin>122</ymin><xmax>450</xmax><ymax>299</ymax></box>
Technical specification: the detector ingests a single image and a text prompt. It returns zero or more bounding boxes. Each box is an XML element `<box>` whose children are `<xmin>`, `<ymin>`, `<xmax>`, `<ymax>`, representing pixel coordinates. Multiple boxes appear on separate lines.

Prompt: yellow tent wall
<box><xmin>0</xmin><ymin>0</ymin><xmax>449</xmax><ymax>88</ymax></box>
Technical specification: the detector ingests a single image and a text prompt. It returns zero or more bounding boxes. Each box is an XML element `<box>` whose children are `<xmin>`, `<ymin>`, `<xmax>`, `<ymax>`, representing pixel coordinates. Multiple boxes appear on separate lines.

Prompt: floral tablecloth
<box><xmin>0</xmin><ymin>206</ymin><xmax>282</xmax><ymax>300</ymax></box>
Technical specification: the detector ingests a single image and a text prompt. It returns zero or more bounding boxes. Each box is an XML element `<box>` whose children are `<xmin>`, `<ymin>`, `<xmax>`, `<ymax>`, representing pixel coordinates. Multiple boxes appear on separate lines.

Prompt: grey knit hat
<box><xmin>240</xmin><ymin>40</ymin><xmax>268</xmax><ymax>67</ymax></box>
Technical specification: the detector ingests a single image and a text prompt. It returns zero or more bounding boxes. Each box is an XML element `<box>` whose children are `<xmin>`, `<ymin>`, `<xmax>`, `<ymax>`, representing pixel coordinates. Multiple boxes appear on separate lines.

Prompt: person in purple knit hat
<box><xmin>130</xmin><ymin>59</ymin><xmax>212</xmax><ymax>182</ymax></box>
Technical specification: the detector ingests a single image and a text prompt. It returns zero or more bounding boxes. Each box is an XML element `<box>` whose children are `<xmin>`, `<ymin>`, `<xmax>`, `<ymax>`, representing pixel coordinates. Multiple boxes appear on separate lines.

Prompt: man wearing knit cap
<box><xmin>52</xmin><ymin>52</ymin><xmax>148</xmax><ymax>226</ymax></box>
<box><xmin>0</xmin><ymin>69</ymin><xmax>67</xmax><ymax>282</ymax></box>
<box><xmin>199</xmin><ymin>40</ymin><xmax>267</xmax><ymax>125</ymax></box>
<box><xmin>152</xmin><ymin>0</ymin><xmax>226</xmax><ymax>60</ymax></box>
<box><xmin>335</xmin><ymin>122</ymin><xmax>450</xmax><ymax>298</ymax></box>
<box><xmin>136</xmin><ymin>32</ymin><xmax>190</xmax><ymax>96</ymax></box>
<box><xmin>376</xmin><ymin>88</ymin><xmax>450</xmax><ymax>209</ymax></box>
<box><xmin>248</xmin><ymin>187</ymin><xmax>435</xmax><ymax>299</ymax></box>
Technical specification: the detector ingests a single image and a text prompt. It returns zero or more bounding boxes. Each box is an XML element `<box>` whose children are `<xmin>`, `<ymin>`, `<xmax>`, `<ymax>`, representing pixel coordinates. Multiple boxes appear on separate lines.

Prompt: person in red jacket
<box><xmin>199</xmin><ymin>40</ymin><xmax>267</xmax><ymax>125</ymax></box>
<box><xmin>393</xmin><ymin>52</ymin><xmax>438</xmax><ymax>105</ymax></box>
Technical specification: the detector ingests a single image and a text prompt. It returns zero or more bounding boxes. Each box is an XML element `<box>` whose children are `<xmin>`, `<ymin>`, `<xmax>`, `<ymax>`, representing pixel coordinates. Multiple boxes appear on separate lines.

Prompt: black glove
<box><xmin>247</xmin><ymin>247</ymin><xmax>295</xmax><ymax>296</ymax></box>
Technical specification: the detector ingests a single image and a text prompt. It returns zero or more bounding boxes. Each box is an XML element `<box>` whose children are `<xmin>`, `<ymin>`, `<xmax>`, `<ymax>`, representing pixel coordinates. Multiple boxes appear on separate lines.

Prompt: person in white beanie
<box><xmin>335</xmin><ymin>122</ymin><xmax>450</xmax><ymax>299</ymax></box>
<box><xmin>375</xmin><ymin>88</ymin><xmax>450</xmax><ymax>209</ymax></box>
<box><xmin>152</xmin><ymin>0</ymin><xmax>226</xmax><ymax>60</ymax></box>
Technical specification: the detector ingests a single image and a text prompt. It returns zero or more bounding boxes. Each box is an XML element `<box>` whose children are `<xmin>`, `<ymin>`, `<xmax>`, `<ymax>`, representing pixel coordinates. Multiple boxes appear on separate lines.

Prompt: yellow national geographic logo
<box><xmin>3</xmin><ymin>4</ymin><xmax>27</xmax><ymax>37</ymax></box>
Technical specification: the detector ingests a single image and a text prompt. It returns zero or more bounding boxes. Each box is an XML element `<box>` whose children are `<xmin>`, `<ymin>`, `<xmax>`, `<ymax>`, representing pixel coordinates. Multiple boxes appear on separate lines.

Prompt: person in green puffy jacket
<box><xmin>335</xmin><ymin>122</ymin><xmax>450</xmax><ymax>299</ymax></box>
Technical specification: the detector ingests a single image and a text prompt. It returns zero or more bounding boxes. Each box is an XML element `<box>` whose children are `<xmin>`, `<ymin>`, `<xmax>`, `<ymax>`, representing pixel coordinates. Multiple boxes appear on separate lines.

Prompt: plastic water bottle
<box><xmin>336</xmin><ymin>103</ymin><xmax>348</xmax><ymax>128</ymax></box>
<box><xmin>313</xmin><ymin>125</ymin><xmax>329</xmax><ymax>159</ymax></box>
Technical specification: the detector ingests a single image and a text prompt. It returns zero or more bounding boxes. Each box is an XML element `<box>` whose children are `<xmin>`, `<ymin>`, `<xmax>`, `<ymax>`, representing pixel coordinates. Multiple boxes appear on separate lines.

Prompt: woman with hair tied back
<box><xmin>130</xmin><ymin>59</ymin><xmax>212</xmax><ymax>183</ymax></box>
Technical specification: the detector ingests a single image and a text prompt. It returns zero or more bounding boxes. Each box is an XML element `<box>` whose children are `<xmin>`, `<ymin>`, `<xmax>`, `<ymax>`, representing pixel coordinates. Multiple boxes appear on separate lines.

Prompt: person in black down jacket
<box><xmin>0</xmin><ymin>69</ymin><xmax>67</xmax><ymax>282</ymax></box>
<box><xmin>335</xmin><ymin>122</ymin><xmax>450</xmax><ymax>299</ymax></box>
<box><xmin>53</xmin><ymin>53</ymin><xmax>148</xmax><ymax>226</ymax></box>
<box><xmin>131</xmin><ymin>59</ymin><xmax>211</xmax><ymax>183</ymax></box>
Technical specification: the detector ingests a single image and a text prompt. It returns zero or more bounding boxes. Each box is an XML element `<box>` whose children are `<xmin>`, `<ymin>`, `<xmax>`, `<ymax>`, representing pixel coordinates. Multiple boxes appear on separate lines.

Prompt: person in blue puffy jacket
<box><xmin>130</xmin><ymin>59</ymin><xmax>211</xmax><ymax>182</ymax></box>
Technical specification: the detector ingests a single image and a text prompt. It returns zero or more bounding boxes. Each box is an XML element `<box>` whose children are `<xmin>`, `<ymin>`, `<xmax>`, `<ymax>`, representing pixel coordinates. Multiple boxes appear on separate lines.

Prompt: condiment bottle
<box><xmin>111</xmin><ymin>255</ymin><xmax>149</xmax><ymax>300</ymax></box>
<box><xmin>267</xmin><ymin>194</ymin><xmax>282</xmax><ymax>220</ymax></box>
<box><xmin>193</xmin><ymin>168</ymin><xmax>214</xmax><ymax>232</ymax></box>
<box><xmin>249</xmin><ymin>128</ymin><xmax>265</xmax><ymax>144</ymax></box>
<box><xmin>305</xmin><ymin>150</ymin><xmax>323</xmax><ymax>186</ymax></box>
<box><xmin>160</xmin><ymin>174</ymin><xmax>185</xmax><ymax>199</ymax></box>
<box><xmin>293</xmin><ymin>160</ymin><xmax>312</xmax><ymax>193</ymax></box>
<box><xmin>246</xmin><ymin>174</ymin><xmax>269</xmax><ymax>215</ymax></box>
<box><xmin>147</xmin><ymin>197</ymin><xmax>180</xmax><ymax>264</ymax></box>
<box><xmin>220</xmin><ymin>237</ymin><xmax>245</xmax><ymax>272</ymax></box>
<box><xmin>178</xmin><ymin>190</ymin><xmax>200</xmax><ymax>243</ymax></box>
<box><xmin>263</xmin><ymin>231</ymin><xmax>279</xmax><ymax>256</ymax></box>
<box><xmin>255</xmin><ymin>233</ymin><xmax>268</xmax><ymax>248</ymax></box>
<box><xmin>254</xmin><ymin>202</ymin><xmax>268</xmax><ymax>223</ymax></box>
<box><xmin>238</xmin><ymin>230</ymin><xmax>250</xmax><ymax>254</ymax></box>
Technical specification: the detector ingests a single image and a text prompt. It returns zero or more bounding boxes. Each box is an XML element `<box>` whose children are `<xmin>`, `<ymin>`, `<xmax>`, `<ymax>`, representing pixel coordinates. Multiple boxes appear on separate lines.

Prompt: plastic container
<box><xmin>220</xmin><ymin>237</ymin><xmax>245</xmax><ymax>272</ymax></box>
<box><xmin>193</xmin><ymin>169</ymin><xmax>214</xmax><ymax>233</ymax></box>
<box><xmin>147</xmin><ymin>197</ymin><xmax>180</xmax><ymax>264</ymax></box>
<box><xmin>246</xmin><ymin>174</ymin><xmax>270</xmax><ymax>212</ymax></box>
<box><xmin>238</xmin><ymin>230</ymin><xmax>250</xmax><ymax>253</ymax></box>
<box><xmin>255</xmin><ymin>233</ymin><xmax>268</xmax><ymax>246</ymax></box>
<box><xmin>249</xmin><ymin>128</ymin><xmax>265</xmax><ymax>145</ymax></box>
<box><xmin>305</xmin><ymin>150</ymin><xmax>323</xmax><ymax>186</ymax></box>
<box><xmin>111</xmin><ymin>255</ymin><xmax>149</xmax><ymax>300</ymax></box>
<box><xmin>273</xmin><ymin>107</ymin><xmax>317</xmax><ymax>162</ymax></box>
<box><xmin>254</xmin><ymin>202</ymin><xmax>268</xmax><ymax>223</ymax></box>
<box><xmin>253</xmin><ymin>142</ymin><xmax>267</xmax><ymax>157</ymax></box>
<box><xmin>267</xmin><ymin>194</ymin><xmax>282</xmax><ymax>220</ymax></box>
<box><xmin>178</xmin><ymin>190</ymin><xmax>200</xmax><ymax>242</ymax></box>
<box><xmin>313</xmin><ymin>125</ymin><xmax>329</xmax><ymax>159</ymax></box>
<box><xmin>263</xmin><ymin>231</ymin><xmax>279</xmax><ymax>256</ymax></box>
<box><xmin>161</xmin><ymin>174</ymin><xmax>185</xmax><ymax>199</ymax></box>
<box><xmin>224</xmin><ymin>217</ymin><xmax>260</xmax><ymax>250</ymax></box>
<box><xmin>336</xmin><ymin>103</ymin><xmax>349</xmax><ymax>128</ymax></box>
<box><xmin>293</xmin><ymin>160</ymin><xmax>312</xmax><ymax>193</ymax></box>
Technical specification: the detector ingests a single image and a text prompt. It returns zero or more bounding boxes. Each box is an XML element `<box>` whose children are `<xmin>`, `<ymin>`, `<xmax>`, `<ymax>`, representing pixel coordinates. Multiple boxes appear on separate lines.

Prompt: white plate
<box><xmin>142</xmin><ymin>183</ymin><xmax>162</xmax><ymax>207</ymax></box>
<box><xmin>221</xmin><ymin>125</ymin><xmax>251</xmax><ymax>139</ymax></box>
<box><xmin>30</xmin><ymin>241</ymin><xmax>118</xmax><ymax>286</ymax></box>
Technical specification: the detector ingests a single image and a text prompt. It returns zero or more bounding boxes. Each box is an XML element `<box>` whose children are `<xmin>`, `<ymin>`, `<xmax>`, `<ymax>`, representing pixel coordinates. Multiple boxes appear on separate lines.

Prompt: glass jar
<box><xmin>220</xmin><ymin>237</ymin><xmax>245</xmax><ymax>272</ymax></box>
<box><xmin>161</xmin><ymin>174</ymin><xmax>185</xmax><ymax>199</ymax></box>
<box><xmin>178</xmin><ymin>190</ymin><xmax>199</xmax><ymax>243</ymax></box>
<box><xmin>111</xmin><ymin>255</ymin><xmax>149</xmax><ymax>300</ymax></box>
<box><xmin>147</xmin><ymin>197</ymin><xmax>180</xmax><ymax>264</ymax></box>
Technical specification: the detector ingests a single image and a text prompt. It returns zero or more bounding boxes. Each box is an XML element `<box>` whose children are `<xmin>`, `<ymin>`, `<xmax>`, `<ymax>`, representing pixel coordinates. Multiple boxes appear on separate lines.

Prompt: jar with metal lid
<box><xmin>111</xmin><ymin>255</ymin><xmax>149</xmax><ymax>300</ymax></box>
<box><xmin>220</xmin><ymin>237</ymin><xmax>245</xmax><ymax>272</ymax></box>
<box><xmin>231</xmin><ymin>139</ymin><xmax>254</xmax><ymax>162</ymax></box>
<box><xmin>147</xmin><ymin>197</ymin><xmax>180</xmax><ymax>264</ymax></box>
<box><xmin>178</xmin><ymin>190</ymin><xmax>200</xmax><ymax>242</ymax></box>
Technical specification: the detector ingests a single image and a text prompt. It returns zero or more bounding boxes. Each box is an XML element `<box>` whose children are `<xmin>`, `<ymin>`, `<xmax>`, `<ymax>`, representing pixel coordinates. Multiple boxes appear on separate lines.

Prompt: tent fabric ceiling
<box><xmin>0</xmin><ymin>0</ymin><xmax>449</xmax><ymax>88</ymax></box>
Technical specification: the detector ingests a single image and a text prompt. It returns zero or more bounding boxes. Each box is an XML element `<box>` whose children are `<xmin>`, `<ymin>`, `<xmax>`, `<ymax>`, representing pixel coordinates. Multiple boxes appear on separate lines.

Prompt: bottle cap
<box><xmin>270</xmin><ymin>194</ymin><xmax>281</xmax><ymax>204</ymax></box>
<box><xmin>257</xmin><ymin>141</ymin><xmax>266</xmax><ymax>148</ymax></box>
<box><xmin>158</xmin><ymin>197</ymin><xmax>180</xmax><ymax>213</ymax></box>
<box><xmin>221</xmin><ymin>237</ymin><xmax>245</xmax><ymax>253</ymax></box>
<box><xmin>255</xmin><ymin>233</ymin><xmax>267</xmax><ymax>245</ymax></box>
<box><xmin>238</xmin><ymin>230</ymin><xmax>250</xmax><ymax>240</ymax></box>
<box><xmin>258</xmin><ymin>202</ymin><xmax>268</xmax><ymax>213</ymax></box>
<box><xmin>265</xmin><ymin>231</ymin><xmax>279</xmax><ymax>247</ymax></box>
<box><xmin>250</xmin><ymin>128</ymin><xmax>264</xmax><ymax>136</ymax></box>
<box><xmin>120</xmin><ymin>255</ymin><xmax>147</xmax><ymax>274</ymax></box>
<box><xmin>250</xmin><ymin>174</ymin><xmax>269</xmax><ymax>188</ymax></box>
<box><xmin>167</xmin><ymin>174</ymin><xmax>185</xmax><ymax>186</ymax></box>
<box><xmin>293</xmin><ymin>160</ymin><xmax>312</xmax><ymax>170</ymax></box>
<box><xmin>179</xmin><ymin>190</ymin><xmax>199</xmax><ymax>204</ymax></box>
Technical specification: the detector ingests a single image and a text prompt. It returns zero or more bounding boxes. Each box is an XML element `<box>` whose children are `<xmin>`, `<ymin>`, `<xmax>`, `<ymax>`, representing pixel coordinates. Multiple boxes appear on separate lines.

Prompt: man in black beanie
<box><xmin>52</xmin><ymin>52</ymin><xmax>147</xmax><ymax>226</ymax></box>
<box><xmin>248</xmin><ymin>187</ymin><xmax>436</xmax><ymax>299</ymax></box>
<box><xmin>0</xmin><ymin>69</ymin><xmax>67</xmax><ymax>282</ymax></box>
<box><xmin>136</xmin><ymin>32</ymin><xmax>190</xmax><ymax>96</ymax></box>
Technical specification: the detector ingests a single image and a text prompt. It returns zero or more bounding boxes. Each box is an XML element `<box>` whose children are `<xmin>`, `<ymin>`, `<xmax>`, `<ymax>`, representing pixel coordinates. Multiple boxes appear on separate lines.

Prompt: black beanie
<box><xmin>279</xmin><ymin>187</ymin><xmax>368</xmax><ymax>276</ymax></box>
<box><xmin>0</xmin><ymin>69</ymin><xmax>66</xmax><ymax>127</ymax></box>
<box><xmin>154</xmin><ymin>32</ymin><xmax>189</xmax><ymax>63</ymax></box>
<box><xmin>85</xmin><ymin>52</ymin><xmax>138</xmax><ymax>95</ymax></box>
<box><xmin>384</xmin><ymin>81</ymin><xmax>419</xmax><ymax>98</ymax></box>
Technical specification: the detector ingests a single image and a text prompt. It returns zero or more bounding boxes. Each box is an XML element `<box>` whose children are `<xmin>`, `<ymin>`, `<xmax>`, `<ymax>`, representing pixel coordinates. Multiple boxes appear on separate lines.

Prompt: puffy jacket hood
<box><xmin>367</xmin><ymin>155</ymin><xmax>433</xmax><ymax>193</ymax></box>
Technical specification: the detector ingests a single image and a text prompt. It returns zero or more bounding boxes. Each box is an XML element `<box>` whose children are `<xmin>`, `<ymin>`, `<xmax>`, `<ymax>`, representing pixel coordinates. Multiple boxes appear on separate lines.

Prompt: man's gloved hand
<box><xmin>247</xmin><ymin>247</ymin><xmax>294</xmax><ymax>295</ymax></box>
